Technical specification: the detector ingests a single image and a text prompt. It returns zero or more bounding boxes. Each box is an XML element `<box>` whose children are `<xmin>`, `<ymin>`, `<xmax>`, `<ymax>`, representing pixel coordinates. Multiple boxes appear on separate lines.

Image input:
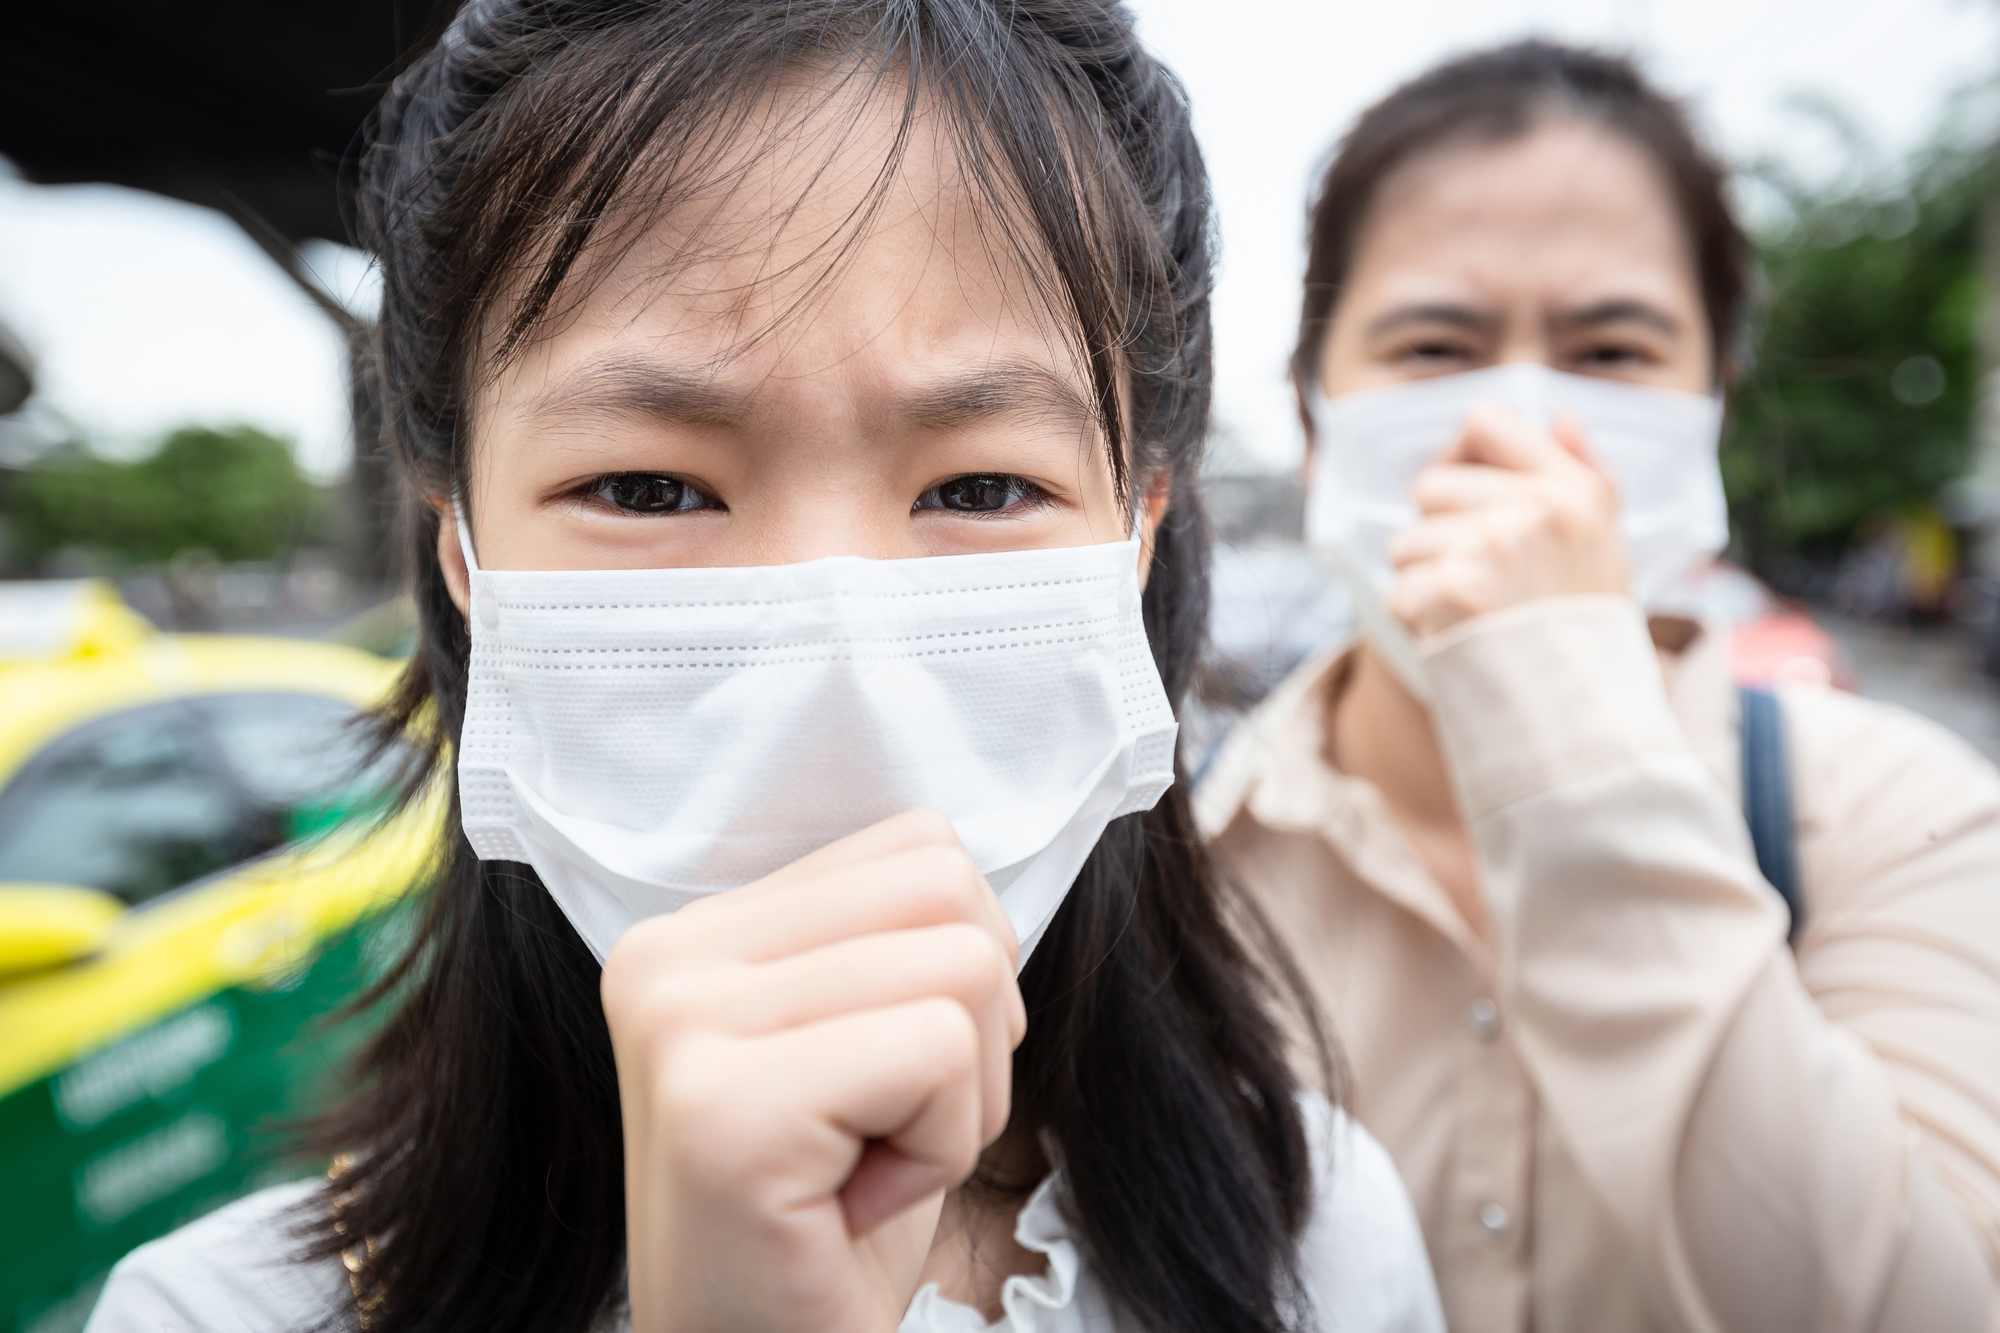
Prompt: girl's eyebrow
<box><xmin>896</xmin><ymin>361</ymin><xmax>1098</xmax><ymax>433</ymax></box>
<box><xmin>531</xmin><ymin>357</ymin><xmax>742</xmax><ymax>427</ymax></box>
<box><xmin>529</xmin><ymin>353</ymin><xmax>1098</xmax><ymax>434</ymax></box>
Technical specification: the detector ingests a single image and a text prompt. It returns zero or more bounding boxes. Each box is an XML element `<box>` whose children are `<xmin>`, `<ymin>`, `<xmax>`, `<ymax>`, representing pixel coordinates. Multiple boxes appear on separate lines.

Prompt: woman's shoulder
<box><xmin>1777</xmin><ymin>683</ymin><xmax>2000</xmax><ymax>910</ymax></box>
<box><xmin>84</xmin><ymin>1179</ymin><xmax>352</xmax><ymax>1333</ymax></box>
<box><xmin>1294</xmin><ymin>1091</ymin><xmax>1446</xmax><ymax>1333</ymax></box>
<box><xmin>1778</xmin><ymin>679</ymin><xmax>2000</xmax><ymax>792</ymax></box>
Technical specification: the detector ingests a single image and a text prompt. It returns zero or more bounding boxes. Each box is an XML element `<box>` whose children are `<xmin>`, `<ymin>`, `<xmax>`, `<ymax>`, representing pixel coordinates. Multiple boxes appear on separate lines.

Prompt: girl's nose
<box><xmin>742</xmin><ymin>498</ymin><xmax>910</xmax><ymax>565</ymax></box>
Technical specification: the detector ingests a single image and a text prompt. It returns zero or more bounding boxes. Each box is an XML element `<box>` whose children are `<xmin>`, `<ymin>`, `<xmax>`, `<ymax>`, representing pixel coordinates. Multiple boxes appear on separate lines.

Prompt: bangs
<box><xmin>384</xmin><ymin>0</ymin><xmax>1171</xmax><ymax>502</ymax></box>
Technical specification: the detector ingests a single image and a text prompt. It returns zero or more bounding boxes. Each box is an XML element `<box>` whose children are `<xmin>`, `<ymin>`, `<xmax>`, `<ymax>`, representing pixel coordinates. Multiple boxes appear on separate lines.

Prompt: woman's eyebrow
<box><xmin>1363</xmin><ymin>302</ymin><xmax>1500</xmax><ymax>338</ymax></box>
<box><xmin>1552</xmin><ymin>299</ymin><xmax>1682</xmax><ymax>336</ymax></box>
<box><xmin>530</xmin><ymin>357</ymin><xmax>743</xmax><ymax>427</ymax></box>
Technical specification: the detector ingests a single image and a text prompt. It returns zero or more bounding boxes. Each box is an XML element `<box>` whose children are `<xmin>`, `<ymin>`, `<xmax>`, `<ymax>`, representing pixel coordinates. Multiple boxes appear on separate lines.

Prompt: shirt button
<box><xmin>1478</xmin><ymin>1202</ymin><xmax>1509</xmax><ymax>1239</ymax></box>
<box><xmin>1467</xmin><ymin>997</ymin><xmax>1500</xmax><ymax>1041</ymax></box>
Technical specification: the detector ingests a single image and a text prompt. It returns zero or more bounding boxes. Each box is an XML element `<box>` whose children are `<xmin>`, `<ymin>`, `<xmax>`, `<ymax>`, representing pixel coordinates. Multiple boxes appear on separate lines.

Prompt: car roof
<box><xmin>0</xmin><ymin>581</ymin><xmax>401</xmax><ymax>785</ymax></box>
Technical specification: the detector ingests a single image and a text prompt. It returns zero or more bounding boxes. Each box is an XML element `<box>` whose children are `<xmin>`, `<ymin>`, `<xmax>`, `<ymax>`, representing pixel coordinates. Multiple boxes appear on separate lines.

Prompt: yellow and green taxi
<box><xmin>0</xmin><ymin>581</ymin><xmax>440</xmax><ymax>1333</ymax></box>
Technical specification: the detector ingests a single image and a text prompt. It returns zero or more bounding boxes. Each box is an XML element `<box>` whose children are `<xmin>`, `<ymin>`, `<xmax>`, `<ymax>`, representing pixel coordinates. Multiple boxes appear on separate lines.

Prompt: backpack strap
<box><xmin>1739</xmin><ymin>686</ymin><xmax>1802</xmax><ymax>945</ymax></box>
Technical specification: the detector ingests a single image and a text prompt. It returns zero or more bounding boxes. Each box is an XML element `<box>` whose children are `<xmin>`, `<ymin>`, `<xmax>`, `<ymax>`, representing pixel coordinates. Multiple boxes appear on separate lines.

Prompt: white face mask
<box><xmin>453</xmin><ymin>510</ymin><xmax>1178</xmax><ymax>965</ymax></box>
<box><xmin>1304</xmin><ymin>362</ymin><xmax>1727</xmax><ymax>699</ymax></box>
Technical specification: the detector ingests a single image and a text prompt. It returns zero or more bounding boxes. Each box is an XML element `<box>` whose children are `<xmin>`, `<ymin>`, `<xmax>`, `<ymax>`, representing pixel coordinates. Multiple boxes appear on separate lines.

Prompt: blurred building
<box><xmin>0</xmin><ymin>4</ymin><xmax>448</xmax><ymax>586</ymax></box>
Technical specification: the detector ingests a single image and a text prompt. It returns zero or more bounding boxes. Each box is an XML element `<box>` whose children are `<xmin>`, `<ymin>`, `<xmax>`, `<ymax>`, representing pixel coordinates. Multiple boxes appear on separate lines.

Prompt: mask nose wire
<box><xmin>452</xmin><ymin>493</ymin><xmax>484</xmax><ymax>575</ymax></box>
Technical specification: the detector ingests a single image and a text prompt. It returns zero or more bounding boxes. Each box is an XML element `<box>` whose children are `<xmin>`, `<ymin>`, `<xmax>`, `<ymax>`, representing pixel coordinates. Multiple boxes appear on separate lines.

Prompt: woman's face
<box><xmin>445</xmin><ymin>86</ymin><xmax>1138</xmax><ymax>591</ymax></box>
<box><xmin>1316</xmin><ymin>119</ymin><xmax>1712</xmax><ymax>399</ymax></box>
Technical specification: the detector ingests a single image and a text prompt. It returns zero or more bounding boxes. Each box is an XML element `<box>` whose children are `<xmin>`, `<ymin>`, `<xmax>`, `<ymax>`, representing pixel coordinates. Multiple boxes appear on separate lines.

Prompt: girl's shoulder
<box><xmin>1294</xmin><ymin>1092</ymin><xmax>1447</xmax><ymax>1333</ymax></box>
<box><xmin>84</xmin><ymin>1179</ymin><xmax>351</xmax><ymax>1333</ymax></box>
<box><xmin>901</xmin><ymin>1093</ymin><xmax>1442</xmax><ymax>1333</ymax></box>
<box><xmin>78</xmin><ymin>1103</ymin><xmax>1441</xmax><ymax>1333</ymax></box>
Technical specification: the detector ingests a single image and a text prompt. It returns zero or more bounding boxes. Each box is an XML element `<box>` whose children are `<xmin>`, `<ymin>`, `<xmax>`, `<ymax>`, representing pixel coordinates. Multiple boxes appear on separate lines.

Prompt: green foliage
<box><xmin>1726</xmin><ymin>131</ymin><xmax>1995</xmax><ymax>556</ymax></box>
<box><xmin>4</xmin><ymin>425</ymin><xmax>329</xmax><ymax>567</ymax></box>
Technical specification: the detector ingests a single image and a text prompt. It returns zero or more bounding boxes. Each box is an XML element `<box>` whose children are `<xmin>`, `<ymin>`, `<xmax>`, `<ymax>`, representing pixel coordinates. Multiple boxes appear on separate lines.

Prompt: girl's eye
<box><xmin>915</xmin><ymin>474</ymin><xmax>1051</xmax><ymax>516</ymax></box>
<box><xmin>586</xmin><ymin>472</ymin><xmax>719</xmax><ymax>515</ymax></box>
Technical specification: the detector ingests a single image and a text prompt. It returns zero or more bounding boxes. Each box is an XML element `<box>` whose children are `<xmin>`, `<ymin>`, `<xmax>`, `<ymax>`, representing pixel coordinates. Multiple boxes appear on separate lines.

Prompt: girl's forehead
<box><xmin>483</xmin><ymin>78</ymin><xmax>1084</xmax><ymax>403</ymax></box>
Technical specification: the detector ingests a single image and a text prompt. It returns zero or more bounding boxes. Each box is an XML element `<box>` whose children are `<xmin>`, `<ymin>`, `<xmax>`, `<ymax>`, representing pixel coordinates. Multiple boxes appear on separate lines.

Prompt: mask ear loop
<box><xmin>1127</xmin><ymin>487</ymin><xmax>1150</xmax><ymax>543</ymax></box>
<box><xmin>452</xmin><ymin>493</ymin><xmax>483</xmax><ymax>574</ymax></box>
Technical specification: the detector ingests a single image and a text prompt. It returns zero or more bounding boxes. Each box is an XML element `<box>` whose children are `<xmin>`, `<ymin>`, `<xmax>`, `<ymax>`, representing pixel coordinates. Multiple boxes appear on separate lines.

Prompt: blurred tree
<box><xmin>1726</xmin><ymin>116</ymin><xmax>1996</xmax><ymax>561</ymax></box>
<box><xmin>4</xmin><ymin>425</ymin><xmax>330</xmax><ymax>567</ymax></box>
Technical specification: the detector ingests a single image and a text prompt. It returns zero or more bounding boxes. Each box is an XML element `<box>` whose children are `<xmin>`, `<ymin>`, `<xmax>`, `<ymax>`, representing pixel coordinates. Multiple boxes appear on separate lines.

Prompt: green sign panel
<box><xmin>2</xmin><ymin>913</ymin><xmax>403</xmax><ymax>1333</ymax></box>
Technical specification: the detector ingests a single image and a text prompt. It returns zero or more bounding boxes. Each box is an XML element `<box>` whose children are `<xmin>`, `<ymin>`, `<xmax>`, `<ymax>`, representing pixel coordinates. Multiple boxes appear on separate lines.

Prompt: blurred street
<box><xmin>1819</xmin><ymin>611</ymin><xmax>2000</xmax><ymax>762</ymax></box>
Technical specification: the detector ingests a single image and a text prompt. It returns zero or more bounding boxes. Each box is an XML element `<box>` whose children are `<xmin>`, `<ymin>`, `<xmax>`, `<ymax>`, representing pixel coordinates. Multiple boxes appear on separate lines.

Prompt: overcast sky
<box><xmin>0</xmin><ymin>0</ymin><xmax>1994</xmax><ymax>480</ymax></box>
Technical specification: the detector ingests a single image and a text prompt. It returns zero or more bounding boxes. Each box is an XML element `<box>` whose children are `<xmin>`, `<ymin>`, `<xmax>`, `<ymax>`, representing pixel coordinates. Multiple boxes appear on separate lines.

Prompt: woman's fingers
<box><xmin>1383</xmin><ymin>402</ymin><xmax>1631</xmax><ymax>635</ymax></box>
<box><xmin>1437</xmin><ymin>401</ymin><xmax>1569</xmax><ymax>470</ymax></box>
<box><xmin>1387</xmin><ymin>510</ymin><xmax>1504</xmax><ymax>567</ymax></box>
<box><xmin>1383</xmin><ymin>556</ymin><xmax>1500</xmax><ymax>636</ymax></box>
<box><xmin>1412</xmin><ymin>407</ymin><xmax>1617</xmax><ymax>518</ymax></box>
<box><xmin>1550</xmin><ymin>411</ymin><xmax>1590</xmax><ymax>460</ymax></box>
<box><xmin>1434</xmin><ymin>403</ymin><xmax>1616</xmax><ymax>497</ymax></box>
<box><xmin>1409</xmin><ymin>463</ymin><xmax>1530</xmax><ymax>514</ymax></box>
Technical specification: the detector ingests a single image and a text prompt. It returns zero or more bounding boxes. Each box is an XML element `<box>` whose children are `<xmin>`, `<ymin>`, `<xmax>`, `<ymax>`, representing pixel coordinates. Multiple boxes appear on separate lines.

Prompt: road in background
<box><xmin>1817</xmin><ymin>610</ymin><xmax>2000</xmax><ymax>763</ymax></box>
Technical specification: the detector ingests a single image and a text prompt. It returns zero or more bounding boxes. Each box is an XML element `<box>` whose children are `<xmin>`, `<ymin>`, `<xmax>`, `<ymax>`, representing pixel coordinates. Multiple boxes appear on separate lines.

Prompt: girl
<box><xmin>85</xmin><ymin>4</ymin><xmax>1443</xmax><ymax>1333</ymax></box>
<box><xmin>1201</xmin><ymin>41</ymin><xmax>2000</xmax><ymax>1333</ymax></box>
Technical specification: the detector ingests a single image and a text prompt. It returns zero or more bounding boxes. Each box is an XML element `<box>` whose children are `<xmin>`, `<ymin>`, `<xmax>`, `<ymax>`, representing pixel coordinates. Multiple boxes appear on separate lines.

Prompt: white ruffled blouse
<box><xmin>86</xmin><ymin>1095</ymin><xmax>1442</xmax><ymax>1333</ymax></box>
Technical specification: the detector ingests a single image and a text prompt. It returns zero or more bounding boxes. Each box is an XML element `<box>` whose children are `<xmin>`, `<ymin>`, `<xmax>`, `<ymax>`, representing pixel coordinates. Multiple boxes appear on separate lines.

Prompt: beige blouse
<box><xmin>1198</xmin><ymin>595</ymin><xmax>2000</xmax><ymax>1333</ymax></box>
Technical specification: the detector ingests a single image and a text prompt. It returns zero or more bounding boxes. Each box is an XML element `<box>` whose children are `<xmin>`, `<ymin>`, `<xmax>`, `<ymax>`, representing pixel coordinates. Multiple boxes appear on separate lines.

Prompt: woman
<box><xmin>83</xmin><ymin>4</ymin><xmax>1444</xmax><ymax>1333</ymax></box>
<box><xmin>1200</xmin><ymin>41</ymin><xmax>2000</xmax><ymax>1333</ymax></box>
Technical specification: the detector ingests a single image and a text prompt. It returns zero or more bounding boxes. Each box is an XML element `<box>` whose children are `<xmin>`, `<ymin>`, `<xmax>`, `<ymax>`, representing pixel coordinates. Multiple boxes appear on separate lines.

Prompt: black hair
<box><xmin>1292</xmin><ymin>39</ymin><xmax>1750</xmax><ymax>407</ymax></box>
<box><xmin>306</xmin><ymin>4</ymin><xmax>1331</xmax><ymax>1333</ymax></box>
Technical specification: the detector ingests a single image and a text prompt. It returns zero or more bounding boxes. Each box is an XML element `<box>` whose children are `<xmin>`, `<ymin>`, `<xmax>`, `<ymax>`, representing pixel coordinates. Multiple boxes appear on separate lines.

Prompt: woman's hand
<box><xmin>1384</xmin><ymin>403</ymin><xmax>1632</xmax><ymax>638</ymax></box>
<box><xmin>602</xmin><ymin>809</ymin><xmax>1027</xmax><ymax>1333</ymax></box>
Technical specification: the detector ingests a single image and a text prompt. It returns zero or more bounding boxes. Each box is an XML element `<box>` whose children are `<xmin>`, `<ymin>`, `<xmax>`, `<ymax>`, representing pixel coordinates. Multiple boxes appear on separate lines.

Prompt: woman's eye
<box><xmin>586</xmin><ymin>472</ymin><xmax>718</xmax><ymax>515</ymax></box>
<box><xmin>915</xmin><ymin>474</ymin><xmax>1050</xmax><ymax>516</ymax></box>
<box><xmin>1576</xmin><ymin>342</ymin><xmax>1654</xmax><ymax>368</ymax></box>
<box><xmin>1392</xmin><ymin>339</ymin><xmax>1475</xmax><ymax>366</ymax></box>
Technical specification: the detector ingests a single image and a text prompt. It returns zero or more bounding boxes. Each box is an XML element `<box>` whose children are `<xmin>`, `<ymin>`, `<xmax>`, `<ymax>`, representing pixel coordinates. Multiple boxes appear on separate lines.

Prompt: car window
<box><xmin>194</xmin><ymin>693</ymin><xmax>401</xmax><ymax>838</ymax></box>
<box><xmin>0</xmin><ymin>703</ymin><xmax>254</xmax><ymax>904</ymax></box>
<box><xmin>0</xmin><ymin>692</ymin><xmax>402</xmax><ymax>906</ymax></box>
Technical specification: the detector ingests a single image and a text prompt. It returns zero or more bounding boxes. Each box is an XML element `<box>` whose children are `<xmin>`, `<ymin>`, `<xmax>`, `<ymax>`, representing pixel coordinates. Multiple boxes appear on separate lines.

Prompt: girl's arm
<box><xmin>603</xmin><ymin>808</ymin><xmax>1024</xmax><ymax>1333</ymax></box>
<box><xmin>1422</xmin><ymin>595</ymin><xmax>1999</xmax><ymax>1332</ymax></box>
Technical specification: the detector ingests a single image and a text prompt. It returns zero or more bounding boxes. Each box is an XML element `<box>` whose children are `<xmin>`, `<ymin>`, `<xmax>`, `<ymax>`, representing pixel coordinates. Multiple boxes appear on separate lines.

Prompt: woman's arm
<box><xmin>1422</xmin><ymin>595</ymin><xmax>1998</xmax><ymax>1332</ymax></box>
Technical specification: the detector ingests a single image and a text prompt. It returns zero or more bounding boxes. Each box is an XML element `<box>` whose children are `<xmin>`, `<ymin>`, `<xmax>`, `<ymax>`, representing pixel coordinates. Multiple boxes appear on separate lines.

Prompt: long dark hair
<box><xmin>1292</xmin><ymin>40</ymin><xmax>1750</xmax><ymax>406</ymax></box>
<box><xmin>306</xmin><ymin>4</ymin><xmax>1328</xmax><ymax>1333</ymax></box>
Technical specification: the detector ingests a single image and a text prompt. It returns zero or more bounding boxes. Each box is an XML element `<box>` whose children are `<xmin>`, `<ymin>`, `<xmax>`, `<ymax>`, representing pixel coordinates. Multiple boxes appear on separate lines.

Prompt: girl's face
<box><xmin>1316</xmin><ymin>119</ymin><xmax>1713</xmax><ymax>398</ymax></box>
<box><xmin>443</xmin><ymin>87</ymin><xmax>1143</xmax><ymax>596</ymax></box>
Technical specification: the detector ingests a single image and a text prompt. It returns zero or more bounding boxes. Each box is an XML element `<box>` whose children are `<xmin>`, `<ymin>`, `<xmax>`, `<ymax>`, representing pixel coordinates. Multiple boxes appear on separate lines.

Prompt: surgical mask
<box><xmin>1304</xmin><ymin>362</ymin><xmax>1727</xmax><ymax>700</ymax></box>
<box><xmin>453</xmin><ymin>508</ymin><xmax>1178</xmax><ymax>965</ymax></box>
